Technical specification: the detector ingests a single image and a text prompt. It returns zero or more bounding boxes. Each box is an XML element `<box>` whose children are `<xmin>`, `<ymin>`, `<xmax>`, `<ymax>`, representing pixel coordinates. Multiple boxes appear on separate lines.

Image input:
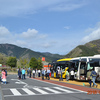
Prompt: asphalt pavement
<box><xmin>0</xmin><ymin>75</ymin><xmax>100</xmax><ymax>100</ymax></box>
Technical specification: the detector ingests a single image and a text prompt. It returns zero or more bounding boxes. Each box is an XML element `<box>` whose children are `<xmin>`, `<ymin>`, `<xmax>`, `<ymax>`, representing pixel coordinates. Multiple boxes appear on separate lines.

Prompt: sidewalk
<box><xmin>50</xmin><ymin>77</ymin><xmax>100</xmax><ymax>89</ymax></box>
<box><xmin>33</xmin><ymin>77</ymin><xmax>100</xmax><ymax>91</ymax></box>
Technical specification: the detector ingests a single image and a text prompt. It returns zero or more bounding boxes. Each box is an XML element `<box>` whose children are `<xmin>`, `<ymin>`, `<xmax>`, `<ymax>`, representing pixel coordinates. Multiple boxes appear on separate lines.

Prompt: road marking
<box><xmin>3</xmin><ymin>87</ymin><xmax>82</xmax><ymax>97</ymax></box>
<box><xmin>44</xmin><ymin>87</ymin><xmax>61</xmax><ymax>93</ymax></box>
<box><xmin>53</xmin><ymin>87</ymin><xmax>74</xmax><ymax>93</ymax></box>
<box><xmin>11</xmin><ymin>78</ymin><xmax>28</xmax><ymax>87</ymax></box>
<box><xmin>22</xmin><ymin>88</ymin><xmax>35</xmax><ymax>95</ymax></box>
<box><xmin>33</xmin><ymin>88</ymin><xmax>49</xmax><ymax>94</ymax></box>
<box><xmin>10</xmin><ymin>89</ymin><xmax>21</xmax><ymax>96</ymax></box>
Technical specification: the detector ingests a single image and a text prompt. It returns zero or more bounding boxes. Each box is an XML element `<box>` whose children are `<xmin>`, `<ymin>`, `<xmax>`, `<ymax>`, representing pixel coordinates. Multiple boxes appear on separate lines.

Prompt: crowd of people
<box><xmin>56</xmin><ymin>66</ymin><xmax>98</xmax><ymax>88</ymax></box>
<box><xmin>0</xmin><ymin>67</ymin><xmax>98</xmax><ymax>88</ymax></box>
<box><xmin>0</xmin><ymin>68</ymin><xmax>51</xmax><ymax>85</ymax></box>
<box><xmin>17</xmin><ymin>68</ymin><xmax>51</xmax><ymax>80</ymax></box>
<box><xmin>42</xmin><ymin>68</ymin><xmax>50</xmax><ymax>80</ymax></box>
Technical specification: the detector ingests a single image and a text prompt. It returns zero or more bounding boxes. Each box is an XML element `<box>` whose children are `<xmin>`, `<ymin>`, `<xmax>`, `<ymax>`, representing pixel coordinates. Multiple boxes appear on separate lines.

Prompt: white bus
<box><xmin>69</xmin><ymin>55</ymin><xmax>100</xmax><ymax>81</ymax></box>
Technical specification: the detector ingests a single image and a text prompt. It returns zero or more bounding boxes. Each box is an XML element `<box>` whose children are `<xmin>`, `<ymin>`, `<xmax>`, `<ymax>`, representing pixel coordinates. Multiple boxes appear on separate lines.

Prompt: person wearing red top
<box><xmin>2</xmin><ymin>69</ymin><xmax>6</xmax><ymax>84</ymax></box>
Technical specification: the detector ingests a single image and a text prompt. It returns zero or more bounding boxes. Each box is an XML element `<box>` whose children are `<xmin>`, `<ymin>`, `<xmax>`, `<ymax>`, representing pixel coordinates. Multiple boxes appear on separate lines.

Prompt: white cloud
<box><xmin>20</xmin><ymin>28</ymin><xmax>38</xmax><ymax>38</ymax></box>
<box><xmin>0</xmin><ymin>26</ymin><xmax>10</xmax><ymax>36</ymax></box>
<box><xmin>15</xmin><ymin>40</ymin><xmax>27</xmax><ymax>46</ymax></box>
<box><xmin>41</xmin><ymin>43</ymin><xmax>51</xmax><ymax>48</ymax></box>
<box><xmin>0</xmin><ymin>25</ymin><xmax>89</xmax><ymax>55</ymax></box>
<box><xmin>49</xmin><ymin>3</ymin><xmax>84</xmax><ymax>12</ymax></box>
<box><xmin>0</xmin><ymin>0</ymin><xmax>87</xmax><ymax>17</ymax></box>
<box><xmin>81</xmin><ymin>22</ymin><xmax>100</xmax><ymax>44</ymax></box>
<box><xmin>0</xmin><ymin>26</ymin><xmax>50</xmax><ymax>50</ymax></box>
<box><xmin>64</xmin><ymin>26</ymin><xmax>70</xmax><ymax>29</ymax></box>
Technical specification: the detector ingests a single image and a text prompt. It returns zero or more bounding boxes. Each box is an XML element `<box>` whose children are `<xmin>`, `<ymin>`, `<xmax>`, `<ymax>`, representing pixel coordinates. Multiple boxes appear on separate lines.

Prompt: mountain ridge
<box><xmin>65</xmin><ymin>39</ymin><xmax>100</xmax><ymax>58</ymax></box>
<box><xmin>0</xmin><ymin>43</ymin><xmax>63</xmax><ymax>62</ymax></box>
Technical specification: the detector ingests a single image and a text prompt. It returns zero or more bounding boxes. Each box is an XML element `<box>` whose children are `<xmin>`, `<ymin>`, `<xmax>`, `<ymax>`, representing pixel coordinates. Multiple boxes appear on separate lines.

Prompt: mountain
<box><xmin>65</xmin><ymin>39</ymin><xmax>100</xmax><ymax>58</ymax></box>
<box><xmin>0</xmin><ymin>44</ymin><xmax>63</xmax><ymax>62</ymax></box>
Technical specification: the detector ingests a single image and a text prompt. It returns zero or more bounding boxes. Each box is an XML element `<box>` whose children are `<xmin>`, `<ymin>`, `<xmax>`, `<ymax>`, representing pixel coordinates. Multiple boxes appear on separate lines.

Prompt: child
<box><xmin>2</xmin><ymin>69</ymin><xmax>7</xmax><ymax>84</ymax></box>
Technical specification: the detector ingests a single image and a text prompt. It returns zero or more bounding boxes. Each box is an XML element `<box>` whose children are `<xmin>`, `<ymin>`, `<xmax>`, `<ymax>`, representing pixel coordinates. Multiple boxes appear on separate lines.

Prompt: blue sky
<box><xmin>0</xmin><ymin>0</ymin><xmax>100</xmax><ymax>55</ymax></box>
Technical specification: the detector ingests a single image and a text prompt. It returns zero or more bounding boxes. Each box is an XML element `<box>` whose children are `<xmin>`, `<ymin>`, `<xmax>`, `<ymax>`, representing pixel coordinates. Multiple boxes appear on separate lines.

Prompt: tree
<box><xmin>7</xmin><ymin>57</ymin><xmax>17</xmax><ymax>68</ymax></box>
<box><xmin>0</xmin><ymin>53</ymin><xmax>8</xmax><ymax>65</ymax></box>
<box><xmin>19</xmin><ymin>57</ymin><xmax>28</xmax><ymax>68</ymax></box>
<box><xmin>37</xmin><ymin>58</ymin><xmax>43</xmax><ymax>69</ymax></box>
<box><xmin>29</xmin><ymin>57</ymin><xmax>38</xmax><ymax>69</ymax></box>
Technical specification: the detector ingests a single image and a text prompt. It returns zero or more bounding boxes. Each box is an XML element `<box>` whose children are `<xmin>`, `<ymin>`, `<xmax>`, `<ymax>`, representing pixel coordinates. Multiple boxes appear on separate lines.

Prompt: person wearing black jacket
<box><xmin>18</xmin><ymin>68</ymin><xmax>22</xmax><ymax>79</ymax></box>
<box><xmin>29</xmin><ymin>69</ymin><xmax>32</xmax><ymax>78</ymax></box>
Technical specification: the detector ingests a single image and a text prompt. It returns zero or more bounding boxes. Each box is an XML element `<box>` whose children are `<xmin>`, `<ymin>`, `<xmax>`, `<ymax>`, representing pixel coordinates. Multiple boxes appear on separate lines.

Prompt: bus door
<box><xmin>89</xmin><ymin>58</ymin><xmax>100</xmax><ymax>81</ymax></box>
<box><xmin>79</xmin><ymin>61</ymin><xmax>87</xmax><ymax>80</ymax></box>
<box><xmin>93</xmin><ymin>60</ymin><xmax>100</xmax><ymax>81</ymax></box>
<box><xmin>69</xmin><ymin>60</ymin><xmax>79</xmax><ymax>79</ymax></box>
<box><xmin>74</xmin><ymin>61</ymin><xmax>79</xmax><ymax>79</ymax></box>
<box><xmin>86</xmin><ymin>62</ymin><xmax>94</xmax><ymax>80</ymax></box>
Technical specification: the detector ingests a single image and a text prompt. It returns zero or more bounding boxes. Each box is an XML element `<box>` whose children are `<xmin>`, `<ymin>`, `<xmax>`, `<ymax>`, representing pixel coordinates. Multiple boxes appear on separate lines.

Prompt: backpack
<box><xmin>5</xmin><ymin>70</ymin><xmax>7</xmax><ymax>76</ymax></box>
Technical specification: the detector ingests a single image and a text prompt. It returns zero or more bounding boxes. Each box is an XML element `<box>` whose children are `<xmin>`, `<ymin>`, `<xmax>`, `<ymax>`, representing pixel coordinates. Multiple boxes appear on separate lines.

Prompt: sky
<box><xmin>0</xmin><ymin>0</ymin><xmax>100</xmax><ymax>55</ymax></box>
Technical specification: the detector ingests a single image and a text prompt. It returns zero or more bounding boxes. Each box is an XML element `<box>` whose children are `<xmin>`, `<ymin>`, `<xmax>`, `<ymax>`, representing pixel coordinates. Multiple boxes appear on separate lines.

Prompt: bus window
<box><xmin>94</xmin><ymin>61</ymin><xmax>100</xmax><ymax>67</ymax></box>
<box><xmin>75</xmin><ymin>62</ymin><xmax>79</xmax><ymax>72</ymax></box>
<box><xmin>87</xmin><ymin>63</ymin><xmax>93</xmax><ymax>70</ymax></box>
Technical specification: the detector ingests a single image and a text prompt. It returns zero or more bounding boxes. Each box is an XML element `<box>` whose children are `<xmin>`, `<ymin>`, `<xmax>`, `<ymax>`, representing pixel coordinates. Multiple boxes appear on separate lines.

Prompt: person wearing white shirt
<box><xmin>38</xmin><ymin>69</ymin><xmax>41</xmax><ymax>77</ymax></box>
<box><xmin>35</xmin><ymin>69</ymin><xmax>38</xmax><ymax>77</ymax></box>
<box><xmin>32</xmin><ymin>69</ymin><xmax>35</xmax><ymax>78</ymax></box>
<box><xmin>47</xmin><ymin>68</ymin><xmax>50</xmax><ymax>80</ymax></box>
<box><xmin>70</xmin><ymin>68</ymin><xmax>75</xmax><ymax>81</ymax></box>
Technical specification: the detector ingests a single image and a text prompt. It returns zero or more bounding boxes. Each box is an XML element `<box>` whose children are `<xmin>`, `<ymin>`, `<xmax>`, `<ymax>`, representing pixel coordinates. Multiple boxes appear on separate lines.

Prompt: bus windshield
<box><xmin>70</xmin><ymin>61</ymin><xmax>79</xmax><ymax>72</ymax></box>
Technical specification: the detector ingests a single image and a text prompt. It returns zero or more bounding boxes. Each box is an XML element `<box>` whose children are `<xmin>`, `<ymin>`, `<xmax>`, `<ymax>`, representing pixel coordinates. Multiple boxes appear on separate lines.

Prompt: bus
<box><xmin>51</xmin><ymin>58</ymin><xmax>72</xmax><ymax>78</ymax></box>
<box><xmin>69</xmin><ymin>55</ymin><xmax>100</xmax><ymax>81</ymax></box>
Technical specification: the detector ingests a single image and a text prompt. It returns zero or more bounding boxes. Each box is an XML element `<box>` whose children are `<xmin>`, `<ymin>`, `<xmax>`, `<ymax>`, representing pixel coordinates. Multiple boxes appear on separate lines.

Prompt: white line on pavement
<box><xmin>10</xmin><ymin>89</ymin><xmax>21</xmax><ymax>96</ymax></box>
<box><xmin>28</xmin><ymin>78</ymin><xmax>87</xmax><ymax>93</ymax></box>
<box><xmin>53</xmin><ymin>87</ymin><xmax>74</xmax><ymax>93</ymax></box>
<box><xmin>44</xmin><ymin>87</ymin><xmax>61</xmax><ymax>93</ymax></box>
<box><xmin>33</xmin><ymin>88</ymin><xmax>49</xmax><ymax>94</ymax></box>
<box><xmin>22</xmin><ymin>88</ymin><xmax>35</xmax><ymax>95</ymax></box>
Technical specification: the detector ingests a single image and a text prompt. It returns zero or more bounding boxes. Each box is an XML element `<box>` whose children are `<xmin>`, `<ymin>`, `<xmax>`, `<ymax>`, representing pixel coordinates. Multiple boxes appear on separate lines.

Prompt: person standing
<box><xmin>90</xmin><ymin>70</ymin><xmax>98</xmax><ymax>87</ymax></box>
<box><xmin>56</xmin><ymin>67</ymin><xmax>60</xmax><ymax>78</ymax></box>
<box><xmin>42</xmin><ymin>69</ymin><xmax>45</xmax><ymax>80</ymax></box>
<box><xmin>29</xmin><ymin>69</ymin><xmax>32</xmax><ymax>78</ymax></box>
<box><xmin>2</xmin><ymin>69</ymin><xmax>7</xmax><ymax>84</ymax></box>
<box><xmin>35</xmin><ymin>69</ymin><xmax>38</xmax><ymax>78</ymax></box>
<box><xmin>45</xmin><ymin>69</ymin><xmax>47</xmax><ymax>79</ymax></box>
<box><xmin>59</xmin><ymin>68</ymin><xmax>63</xmax><ymax>81</ymax></box>
<box><xmin>27</xmin><ymin>69</ymin><xmax>29</xmax><ymax>76</ymax></box>
<box><xmin>18</xmin><ymin>68</ymin><xmax>22</xmax><ymax>79</ymax></box>
<box><xmin>70</xmin><ymin>68</ymin><xmax>74</xmax><ymax>81</ymax></box>
<box><xmin>32</xmin><ymin>69</ymin><xmax>35</xmax><ymax>78</ymax></box>
<box><xmin>5</xmin><ymin>69</ymin><xmax>7</xmax><ymax>77</ymax></box>
<box><xmin>47</xmin><ymin>68</ymin><xmax>50</xmax><ymax>80</ymax></box>
<box><xmin>66</xmin><ymin>70</ymin><xmax>69</xmax><ymax>81</ymax></box>
<box><xmin>22</xmin><ymin>68</ymin><xmax>26</xmax><ymax>79</ymax></box>
<box><xmin>87</xmin><ymin>69</ymin><xmax>92</xmax><ymax>87</ymax></box>
<box><xmin>38</xmin><ymin>69</ymin><xmax>41</xmax><ymax>77</ymax></box>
